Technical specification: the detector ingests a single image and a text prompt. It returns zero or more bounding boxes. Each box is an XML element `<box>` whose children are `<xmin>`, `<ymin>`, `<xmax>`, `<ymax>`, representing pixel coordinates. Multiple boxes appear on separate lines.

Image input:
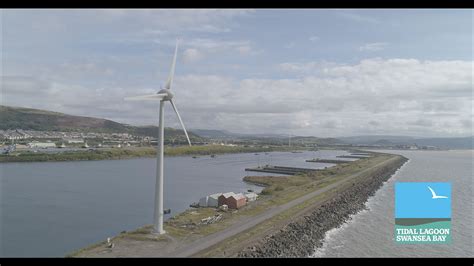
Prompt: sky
<box><xmin>1</xmin><ymin>9</ymin><xmax>472</xmax><ymax>138</ymax></box>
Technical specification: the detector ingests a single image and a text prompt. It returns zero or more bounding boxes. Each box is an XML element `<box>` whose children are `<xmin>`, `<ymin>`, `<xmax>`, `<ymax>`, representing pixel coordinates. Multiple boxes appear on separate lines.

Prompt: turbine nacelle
<box><xmin>157</xmin><ymin>89</ymin><xmax>174</xmax><ymax>101</ymax></box>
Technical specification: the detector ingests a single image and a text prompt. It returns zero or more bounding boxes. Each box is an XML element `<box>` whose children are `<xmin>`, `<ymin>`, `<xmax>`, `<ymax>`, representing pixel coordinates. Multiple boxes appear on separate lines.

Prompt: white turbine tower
<box><xmin>124</xmin><ymin>40</ymin><xmax>191</xmax><ymax>234</ymax></box>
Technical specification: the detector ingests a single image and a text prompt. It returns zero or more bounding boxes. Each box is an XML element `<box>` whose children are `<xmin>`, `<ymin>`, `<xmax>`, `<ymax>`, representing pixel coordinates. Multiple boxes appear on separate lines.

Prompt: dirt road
<box><xmin>168</xmin><ymin>156</ymin><xmax>398</xmax><ymax>257</ymax></box>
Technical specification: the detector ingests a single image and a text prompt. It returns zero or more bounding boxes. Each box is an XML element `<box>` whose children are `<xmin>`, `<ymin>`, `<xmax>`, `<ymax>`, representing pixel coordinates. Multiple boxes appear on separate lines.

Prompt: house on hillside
<box><xmin>28</xmin><ymin>141</ymin><xmax>56</xmax><ymax>149</ymax></box>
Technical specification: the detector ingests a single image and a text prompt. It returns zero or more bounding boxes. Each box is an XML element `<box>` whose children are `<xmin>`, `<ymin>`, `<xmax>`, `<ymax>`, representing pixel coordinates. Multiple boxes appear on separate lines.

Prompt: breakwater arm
<box><xmin>237</xmin><ymin>155</ymin><xmax>408</xmax><ymax>257</ymax></box>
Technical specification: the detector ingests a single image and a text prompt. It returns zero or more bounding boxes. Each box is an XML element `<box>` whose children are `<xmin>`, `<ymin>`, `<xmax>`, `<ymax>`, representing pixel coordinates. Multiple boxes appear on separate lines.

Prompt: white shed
<box><xmin>199</xmin><ymin>193</ymin><xmax>222</xmax><ymax>207</ymax></box>
<box><xmin>244</xmin><ymin>192</ymin><xmax>258</xmax><ymax>202</ymax></box>
<box><xmin>208</xmin><ymin>193</ymin><xmax>222</xmax><ymax>207</ymax></box>
<box><xmin>199</xmin><ymin>196</ymin><xmax>209</xmax><ymax>207</ymax></box>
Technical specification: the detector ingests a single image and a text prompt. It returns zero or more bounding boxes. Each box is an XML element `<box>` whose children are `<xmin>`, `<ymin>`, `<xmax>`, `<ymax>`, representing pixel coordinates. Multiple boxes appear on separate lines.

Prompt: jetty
<box><xmin>336</xmin><ymin>155</ymin><xmax>371</xmax><ymax>159</ymax></box>
<box><xmin>305</xmin><ymin>158</ymin><xmax>352</xmax><ymax>164</ymax></box>
<box><xmin>69</xmin><ymin>152</ymin><xmax>407</xmax><ymax>258</ymax></box>
<box><xmin>245</xmin><ymin>165</ymin><xmax>319</xmax><ymax>175</ymax></box>
<box><xmin>350</xmin><ymin>153</ymin><xmax>372</xmax><ymax>156</ymax></box>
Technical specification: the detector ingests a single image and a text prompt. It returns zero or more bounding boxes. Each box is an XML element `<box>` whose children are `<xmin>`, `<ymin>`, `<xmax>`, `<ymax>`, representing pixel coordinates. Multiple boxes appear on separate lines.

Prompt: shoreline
<box><xmin>236</xmin><ymin>155</ymin><xmax>408</xmax><ymax>257</ymax></box>
<box><xmin>69</xmin><ymin>152</ymin><xmax>405</xmax><ymax>258</ymax></box>
<box><xmin>0</xmin><ymin>145</ymin><xmax>307</xmax><ymax>163</ymax></box>
<box><xmin>311</xmin><ymin>158</ymin><xmax>410</xmax><ymax>257</ymax></box>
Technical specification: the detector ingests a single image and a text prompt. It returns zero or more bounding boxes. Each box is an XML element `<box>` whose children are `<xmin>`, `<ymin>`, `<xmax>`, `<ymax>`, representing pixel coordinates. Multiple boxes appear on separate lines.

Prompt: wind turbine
<box><xmin>124</xmin><ymin>40</ymin><xmax>191</xmax><ymax>234</ymax></box>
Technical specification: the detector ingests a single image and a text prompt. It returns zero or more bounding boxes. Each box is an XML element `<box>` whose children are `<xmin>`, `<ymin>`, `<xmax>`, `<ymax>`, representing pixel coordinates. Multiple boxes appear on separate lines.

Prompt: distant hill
<box><xmin>338</xmin><ymin>135</ymin><xmax>473</xmax><ymax>149</ymax></box>
<box><xmin>337</xmin><ymin>135</ymin><xmax>416</xmax><ymax>144</ymax></box>
<box><xmin>191</xmin><ymin>128</ymin><xmax>342</xmax><ymax>146</ymax></box>
<box><xmin>0</xmin><ymin>105</ymin><xmax>203</xmax><ymax>141</ymax></box>
<box><xmin>191</xmin><ymin>129</ymin><xmax>292</xmax><ymax>139</ymax></box>
<box><xmin>412</xmin><ymin>137</ymin><xmax>473</xmax><ymax>149</ymax></box>
<box><xmin>2</xmin><ymin>106</ymin><xmax>470</xmax><ymax>149</ymax></box>
<box><xmin>291</xmin><ymin>136</ymin><xmax>342</xmax><ymax>145</ymax></box>
<box><xmin>191</xmin><ymin>129</ymin><xmax>239</xmax><ymax>139</ymax></box>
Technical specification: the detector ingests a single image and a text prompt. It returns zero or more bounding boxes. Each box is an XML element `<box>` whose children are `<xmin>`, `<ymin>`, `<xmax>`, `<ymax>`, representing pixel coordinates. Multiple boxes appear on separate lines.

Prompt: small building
<box><xmin>199</xmin><ymin>197</ymin><xmax>208</xmax><ymax>207</ymax></box>
<box><xmin>199</xmin><ymin>193</ymin><xmax>222</xmax><ymax>207</ymax></box>
<box><xmin>244</xmin><ymin>192</ymin><xmax>258</xmax><ymax>202</ymax></box>
<box><xmin>208</xmin><ymin>193</ymin><xmax>221</xmax><ymax>207</ymax></box>
<box><xmin>65</xmin><ymin>138</ymin><xmax>84</xmax><ymax>144</ymax></box>
<box><xmin>218</xmin><ymin>192</ymin><xmax>246</xmax><ymax>209</ymax></box>
<box><xmin>217</xmin><ymin>192</ymin><xmax>235</xmax><ymax>207</ymax></box>
<box><xmin>28</xmin><ymin>142</ymin><xmax>56</xmax><ymax>149</ymax></box>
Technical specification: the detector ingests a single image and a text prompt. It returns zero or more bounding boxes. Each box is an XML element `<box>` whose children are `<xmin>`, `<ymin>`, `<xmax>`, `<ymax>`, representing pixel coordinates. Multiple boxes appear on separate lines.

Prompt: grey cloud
<box><xmin>321</xmin><ymin>120</ymin><xmax>339</xmax><ymax>129</ymax></box>
<box><xmin>369</xmin><ymin>120</ymin><xmax>380</xmax><ymax>126</ymax></box>
<box><xmin>3</xmin><ymin>56</ymin><xmax>472</xmax><ymax>137</ymax></box>
<box><xmin>407</xmin><ymin>118</ymin><xmax>433</xmax><ymax>127</ymax></box>
<box><xmin>460</xmin><ymin>119</ymin><xmax>472</xmax><ymax>128</ymax></box>
<box><xmin>1</xmin><ymin>76</ymin><xmax>51</xmax><ymax>95</ymax></box>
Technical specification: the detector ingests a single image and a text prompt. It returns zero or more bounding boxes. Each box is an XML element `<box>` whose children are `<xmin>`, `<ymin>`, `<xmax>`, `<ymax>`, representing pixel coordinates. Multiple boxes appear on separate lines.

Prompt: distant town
<box><xmin>0</xmin><ymin>128</ymin><xmax>444</xmax><ymax>155</ymax></box>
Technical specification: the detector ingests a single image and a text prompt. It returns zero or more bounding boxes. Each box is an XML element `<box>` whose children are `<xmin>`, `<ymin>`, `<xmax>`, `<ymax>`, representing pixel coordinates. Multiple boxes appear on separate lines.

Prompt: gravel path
<box><xmin>168</xmin><ymin>156</ymin><xmax>398</xmax><ymax>257</ymax></box>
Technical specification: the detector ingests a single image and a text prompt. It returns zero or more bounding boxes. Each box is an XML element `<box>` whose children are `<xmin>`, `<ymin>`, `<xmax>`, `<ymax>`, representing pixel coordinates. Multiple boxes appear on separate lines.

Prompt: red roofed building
<box><xmin>218</xmin><ymin>192</ymin><xmax>247</xmax><ymax>209</ymax></box>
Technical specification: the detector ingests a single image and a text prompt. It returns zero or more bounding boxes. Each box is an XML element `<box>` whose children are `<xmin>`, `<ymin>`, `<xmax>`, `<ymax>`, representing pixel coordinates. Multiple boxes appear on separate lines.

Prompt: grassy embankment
<box><xmin>69</xmin><ymin>152</ymin><xmax>404</xmax><ymax>257</ymax></box>
<box><xmin>197</xmin><ymin>153</ymin><xmax>405</xmax><ymax>257</ymax></box>
<box><xmin>0</xmin><ymin>145</ymin><xmax>306</xmax><ymax>163</ymax></box>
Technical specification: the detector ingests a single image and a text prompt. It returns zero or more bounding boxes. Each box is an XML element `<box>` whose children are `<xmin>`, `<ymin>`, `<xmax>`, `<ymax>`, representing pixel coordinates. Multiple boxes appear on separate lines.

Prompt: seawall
<box><xmin>237</xmin><ymin>155</ymin><xmax>408</xmax><ymax>257</ymax></box>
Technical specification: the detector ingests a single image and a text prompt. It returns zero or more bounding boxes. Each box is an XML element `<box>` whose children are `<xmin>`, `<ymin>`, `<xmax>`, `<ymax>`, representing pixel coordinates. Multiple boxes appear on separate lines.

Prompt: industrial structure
<box><xmin>123</xmin><ymin>40</ymin><xmax>191</xmax><ymax>235</ymax></box>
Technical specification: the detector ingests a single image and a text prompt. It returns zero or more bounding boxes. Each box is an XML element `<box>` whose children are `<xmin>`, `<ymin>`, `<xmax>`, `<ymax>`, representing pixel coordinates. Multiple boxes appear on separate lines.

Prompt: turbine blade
<box><xmin>170</xmin><ymin>99</ymin><xmax>191</xmax><ymax>146</ymax></box>
<box><xmin>124</xmin><ymin>93</ymin><xmax>167</xmax><ymax>101</ymax></box>
<box><xmin>164</xmin><ymin>40</ymin><xmax>179</xmax><ymax>90</ymax></box>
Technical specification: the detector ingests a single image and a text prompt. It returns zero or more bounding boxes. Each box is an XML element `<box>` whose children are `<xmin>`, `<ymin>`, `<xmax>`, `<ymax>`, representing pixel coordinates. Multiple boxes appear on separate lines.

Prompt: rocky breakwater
<box><xmin>238</xmin><ymin>155</ymin><xmax>408</xmax><ymax>258</ymax></box>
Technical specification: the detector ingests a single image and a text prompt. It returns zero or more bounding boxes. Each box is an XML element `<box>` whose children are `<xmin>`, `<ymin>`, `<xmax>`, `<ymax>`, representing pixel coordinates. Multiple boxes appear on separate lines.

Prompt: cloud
<box><xmin>278</xmin><ymin>61</ymin><xmax>341</xmax><ymax>74</ymax></box>
<box><xmin>459</xmin><ymin>119</ymin><xmax>472</xmax><ymax>128</ymax></box>
<box><xmin>336</xmin><ymin>11</ymin><xmax>380</xmax><ymax>24</ymax></box>
<box><xmin>186</xmin><ymin>38</ymin><xmax>251</xmax><ymax>50</ymax></box>
<box><xmin>1</xmin><ymin>76</ymin><xmax>51</xmax><ymax>96</ymax></box>
<box><xmin>359</xmin><ymin>42</ymin><xmax>388</xmax><ymax>52</ymax></box>
<box><xmin>284</xmin><ymin>42</ymin><xmax>296</xmax><ymax>49</ymax></box>
<box><xmin>182</xmin><ymin>48</ymin><xmax>204</xmax><ymax>63</ymax></box>
<box><xmin>4</xmin><ymin>58</ymin><xmax>471</xmax><ymax>137</ymax></box>
<box><xmin>368</xmin><ymin>120</ymin><xmax>380</xmax><ymax>126</ymax></box>
<box><xmin>407</xmin><ymin>118</ymin><xmax>434</xmax><ymax>127</ymax></box>
<box><xmin>3</xmin><ymin>9</ymin><xmax>472</xmax><ymax>138</ymax></box>
<box><xmin>189</xmin><ymin>24</ymin><xmax>231</xmax><ymax>33</ymax></box>
<box><xmin>237</xmin><ymin>45</ymin><xmax>252</xmax><ymax>55</ymax></box>
<box><xmin>95</xmin><ymin>9</ymin><xmax>254</xmax><ymax>34</ymax></box>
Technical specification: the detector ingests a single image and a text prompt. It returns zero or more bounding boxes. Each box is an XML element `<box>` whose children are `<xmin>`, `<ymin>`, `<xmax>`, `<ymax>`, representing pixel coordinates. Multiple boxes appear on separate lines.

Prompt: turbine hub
<box><xmin>158</xmin><ymin>89</ymin><xmax>174</xmax><ymax>101</ymax></box>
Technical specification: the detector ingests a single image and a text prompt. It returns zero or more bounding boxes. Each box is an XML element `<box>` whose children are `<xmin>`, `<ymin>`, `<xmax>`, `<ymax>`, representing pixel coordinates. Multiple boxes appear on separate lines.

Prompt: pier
<box><xmin>337</xmin><ymin>155</ymin><xmax>371</xmax><ymax>159</ymax></box>
<box><xmin>245</xmin><ymin>165</ymin><xmax>319</xmax><ymax>175</ymax></box>
<box><xmin>305</xmin><ymin>158</ymin><xmax>352</xmax><ymax>164</ymax></box>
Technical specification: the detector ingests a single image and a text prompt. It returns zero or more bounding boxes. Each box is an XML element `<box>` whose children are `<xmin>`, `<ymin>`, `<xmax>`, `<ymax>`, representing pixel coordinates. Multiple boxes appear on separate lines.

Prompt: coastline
<box><xmin>311</xmin><ymin>158</ymin><xmax>410</xmax><ymax>257</ymax></box>
<box><xmin>236</xmin><ymin>155</ymin><xmax>408</xmax><ymax>257</ymax></box>
<box><xmin>0</xmin><ymin>145</ymin><xmax>306</xmax><ymax>163</ymax></box>
<box><xmin>69</xmin><ymin>152</ymin><xmax>406</xmax><ymax>258</ymax></box>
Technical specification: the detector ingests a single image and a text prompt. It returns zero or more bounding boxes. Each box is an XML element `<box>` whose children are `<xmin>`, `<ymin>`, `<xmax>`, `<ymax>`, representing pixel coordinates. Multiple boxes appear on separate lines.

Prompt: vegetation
<box><xmin>0</xmin><ymin>105</ymin><xmax>204</xmax><ymax>141</ymax></box>
<box><xmin>0</xmin><ymin>148</ymin><xmax>156</xmax><ymax>162</ymax></box>
<box><xmin>69</xmin><ymin>152</ymin><xmax>404</xmax><ymax>257</ymax></box>
<box><xmin>0</xmin><ymin>145</ymin><xmax>306</xmax><ymax>163</ymax></box>
<box><xmin>163</xmin><ymin>144</ymin><xmax>300</xmax><ymax>156</ymax></box>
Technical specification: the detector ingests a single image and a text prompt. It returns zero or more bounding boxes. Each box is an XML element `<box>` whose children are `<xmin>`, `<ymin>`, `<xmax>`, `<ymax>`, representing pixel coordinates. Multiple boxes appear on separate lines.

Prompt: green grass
<box><xmin>163</xmin><ymin>154</ymin><xmax>400</xmax><ymax>241</ymax></box>
<box><xmin>0</xmin><ymin>145</ymin><xmax>305</xmax><ymax>163</ymax></box>
<box><xmin>0</xmin><ymin>147</ymin><xmax>156</xmax><ymax>162</ymax></box>
<box><xmin>68</xmin><ymin>152</ymin><xmax>405</xmax><ymax>257</ymax></box>
<box><xmin>196</xmin><ymin>155</ymin><xmax>406</xmax><ymax>257</ymax></box>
